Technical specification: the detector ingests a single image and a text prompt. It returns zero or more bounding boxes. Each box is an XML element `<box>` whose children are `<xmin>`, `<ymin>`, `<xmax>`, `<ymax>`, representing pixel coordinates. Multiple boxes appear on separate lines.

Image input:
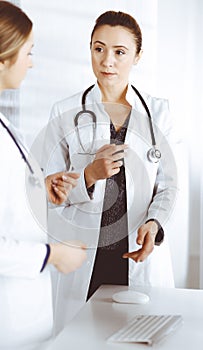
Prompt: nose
<box><xmin>101</xmin><ymin>50</ymin><xmax>114</xmax><ymax>68</ymax></box>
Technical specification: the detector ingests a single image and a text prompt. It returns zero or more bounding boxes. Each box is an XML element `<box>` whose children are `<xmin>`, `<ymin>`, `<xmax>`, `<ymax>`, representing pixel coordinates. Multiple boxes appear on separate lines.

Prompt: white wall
<box><xmin>157</xmin><ymin>0</ymin><xmax>203</xmax><ymax>288</ymax></box>
<box><xmin>20</xmin><ymin>0</ymin><xmax>158</xmax><ymax>138</ymax></box>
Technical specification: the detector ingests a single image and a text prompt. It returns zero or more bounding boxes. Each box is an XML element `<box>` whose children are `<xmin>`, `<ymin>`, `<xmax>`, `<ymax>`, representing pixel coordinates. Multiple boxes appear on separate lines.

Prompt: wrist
<box><xmin>149</xmin><ymin>221</ymin><xmax>158</xmax><ymax>236</ymax></box>
<box><xmin>145</xmin><ymin>219</ymin><xmax>164</xmax><ymax>246</ymax></box>
<box><xmin>84</xmin><ymin>164</ymin><xmax>96</xmax><ymax>188</ymax></box>
<box><xmin>47</xmin><ymin>243</ymin><xmax>59</xmax><ymax>267</ymax></box>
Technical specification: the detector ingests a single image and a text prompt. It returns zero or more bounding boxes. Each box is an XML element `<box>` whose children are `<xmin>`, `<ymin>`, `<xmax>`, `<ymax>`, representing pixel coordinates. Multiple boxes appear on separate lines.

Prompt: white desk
<box><xmin>46</xmin><ymin>285</ymin><xmax>203</xmax><ymax>350</ymax></box>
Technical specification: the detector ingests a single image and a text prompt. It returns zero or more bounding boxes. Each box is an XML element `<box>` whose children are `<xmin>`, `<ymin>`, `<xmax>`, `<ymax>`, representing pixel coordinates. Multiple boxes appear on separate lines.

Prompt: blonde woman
<box><xmin>0</xmin><ymin>2</ymin><xmax>86</xmax><ymax>348</ymax></box>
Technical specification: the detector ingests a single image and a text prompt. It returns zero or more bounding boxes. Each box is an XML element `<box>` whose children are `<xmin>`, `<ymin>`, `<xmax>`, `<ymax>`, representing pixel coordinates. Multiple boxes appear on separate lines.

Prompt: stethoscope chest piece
<box><xmin>147</xmin><ymin>147</ymin><xmax>161</xmax><ymax>163</ymax></box>
<box><xmin>28</xmin><ymin>173</ymin><xmax>41</xmax><ymax>187</ymax></box>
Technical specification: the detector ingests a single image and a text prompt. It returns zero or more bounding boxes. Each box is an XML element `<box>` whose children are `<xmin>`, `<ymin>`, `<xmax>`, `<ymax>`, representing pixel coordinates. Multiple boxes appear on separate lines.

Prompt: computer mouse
<box><xmin>112</xmin><ymin>290</ymin><xmax>150</xmax><ymax>304</ymax></box>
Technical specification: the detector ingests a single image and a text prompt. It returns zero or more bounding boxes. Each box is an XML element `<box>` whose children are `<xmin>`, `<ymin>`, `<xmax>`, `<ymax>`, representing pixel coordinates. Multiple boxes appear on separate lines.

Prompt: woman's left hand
<box><xmin>45</xmin><ymin>171</ymin><xmax>80</xmax><ymax>205</ymax></box>
<box><xmin>122</xmin><ymin>221</ymin><xmax>158</xmax><ymax>262</ymax></box>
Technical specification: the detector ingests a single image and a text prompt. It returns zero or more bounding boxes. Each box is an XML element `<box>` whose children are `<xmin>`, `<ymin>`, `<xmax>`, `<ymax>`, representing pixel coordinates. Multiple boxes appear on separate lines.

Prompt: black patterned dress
<box><xmin>87</xmin><ymin>115</ymin><xmax>130</xmax><ymax>300</ymax></box>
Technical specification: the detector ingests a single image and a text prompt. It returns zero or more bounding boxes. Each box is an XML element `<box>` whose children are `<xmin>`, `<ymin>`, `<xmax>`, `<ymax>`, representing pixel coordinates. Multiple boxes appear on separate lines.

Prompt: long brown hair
<box><xmin>0</xmin><ymin>1</ymin><xmax>32</xmax><ymax>62</ymax></box>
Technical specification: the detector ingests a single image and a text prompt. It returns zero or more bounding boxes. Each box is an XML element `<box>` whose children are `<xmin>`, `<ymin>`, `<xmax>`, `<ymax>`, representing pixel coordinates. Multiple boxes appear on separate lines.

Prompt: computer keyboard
<box><xmin>107</xmin><ymin>314</ymin><xmax>183</xmax><ymax>345</ymax></box>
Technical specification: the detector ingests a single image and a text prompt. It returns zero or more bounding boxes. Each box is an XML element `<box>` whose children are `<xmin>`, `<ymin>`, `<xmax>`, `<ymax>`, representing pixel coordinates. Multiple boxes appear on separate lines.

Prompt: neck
<box><xmin>98</xmin><ymin>82</ymin><xmax>130</xmax><ymax>106</ymax></box>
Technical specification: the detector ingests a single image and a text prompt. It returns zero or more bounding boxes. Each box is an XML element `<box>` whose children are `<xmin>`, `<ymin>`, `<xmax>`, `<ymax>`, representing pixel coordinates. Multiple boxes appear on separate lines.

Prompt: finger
<box><xmin>96</xmin><ymin>144</ymin><xmax>115</xmax><ymax>154</ymax></box>
<box><xmin>112</xmin><ymin>160</ymin><xmax>123</xmax><ymax>169</ymax></box>
<box><xmin>61</xmin><ymin>176</ymin><xmax>78</xmax><ymax>187</ymax></box>
<box><xmin>96</xmin><ymin>144</ymin><xmax>128</xmax><ymax>159</ymax></box>
<box><xmin>123</xmin><ymin>249</ymin><xmax>144</xmax><ymax>262</ymax></box>
<box><xmin>52</xmin><ymin>180</ymin><xmax>72</xmax><ymax>191</ymax></box>
<box><xmin>109</xmin><ymin>167</ymin><xmax>121</xmax><ymax>176</ymax></box>
<box><xmin>137</xmin><ymin>226</ymin><xmax>148</xmax><ymax>245</ymax></box>
<box><xmin>52</xmin><ymin>177</ymin><xmax>77</xmax><ymax>188</ymax></box>
<box><xmin>123</xmin><ymin>249</ymin><xmax>148</xmax><ymax>263</ymax></box>
<box><xmin>51</xmin><ymin>187</ymin><xmax>67</xmax><ymax>204</ymax></box>
<box><xmin>136</xmin><ymin>235</ymin><xmax>154</xmax><ymax>259</ymax></box>
<box><xmin>63</xmin><ymin>172</ymin><xmax>80</xmax><ymax>180</ymax></box>
<box><xmin>52</xmin><ymin>184</ymin><xmax>72</xmax><ymax>196</ymax></box>
<box><xmin>97</xmin><ymin>143</ymin><xmax>112</xmax><ymax>153</ymax></box>
<box><xmin>112</xmin><ymin>154</ymin><xmax>125</xmax><ymax>163</ymax></box>
<box><xmin>111</xmin><ymin>144</ymin><xmax>128</xmax><ymax>153</ymax></box>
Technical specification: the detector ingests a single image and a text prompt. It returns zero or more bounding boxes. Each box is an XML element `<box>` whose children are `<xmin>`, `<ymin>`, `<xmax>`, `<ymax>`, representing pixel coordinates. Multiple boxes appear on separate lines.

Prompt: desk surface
<box><xmin>46</xmin><ymin>285</ymin><xmax>203</xmax><ymax>350</ymax></box>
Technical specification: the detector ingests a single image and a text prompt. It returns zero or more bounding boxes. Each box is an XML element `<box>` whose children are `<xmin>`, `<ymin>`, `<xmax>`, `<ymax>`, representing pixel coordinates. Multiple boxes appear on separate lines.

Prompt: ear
<box><xmin>0</xmin><ymin>61</ymin><xmax>5</xmax><ymax>72</ymax></box>
<box><xmin>133</xmin><ymin>49</ymin><xmax>143</xmax><ymax>65</ymax></box>
<box><xmin>0</xmin><ymin>60</ymin><xmax>7</xmax><ymax>72</ymax></box>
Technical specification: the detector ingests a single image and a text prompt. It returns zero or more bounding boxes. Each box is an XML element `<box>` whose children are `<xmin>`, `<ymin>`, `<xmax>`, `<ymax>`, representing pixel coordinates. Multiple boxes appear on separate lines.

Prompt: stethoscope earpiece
<box><xmin>147</xmin><ymin>147</ymin><xmax>161</xmax><ymax>163</ymax></box>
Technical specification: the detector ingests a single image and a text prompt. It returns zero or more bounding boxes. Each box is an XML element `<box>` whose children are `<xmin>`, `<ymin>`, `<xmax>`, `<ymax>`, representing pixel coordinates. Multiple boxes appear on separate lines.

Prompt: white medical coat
<box><xmin>0</xmin><ymin>113</ymin><xmax>53</xmax><ymax>349</ymax></box>
<box><xmin>40</xmin><ymin>83</ymin><xmax>178</xmax><ymax>332</ymax></box>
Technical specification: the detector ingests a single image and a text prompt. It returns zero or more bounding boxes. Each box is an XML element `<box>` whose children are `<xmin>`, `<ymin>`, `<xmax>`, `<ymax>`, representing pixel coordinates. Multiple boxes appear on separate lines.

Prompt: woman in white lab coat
<box><xmin>0</xmin><ymin>2</ymin><xmax>86</xmax><ymax>349</ymax></box>
<box><xmin>41</xmin><ymin>10</ymin><xmax>178</xmax><ymax>325</ymax></box>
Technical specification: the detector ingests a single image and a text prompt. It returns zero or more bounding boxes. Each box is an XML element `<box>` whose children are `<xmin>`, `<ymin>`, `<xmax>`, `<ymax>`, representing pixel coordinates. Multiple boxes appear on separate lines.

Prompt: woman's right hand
<box><xmin>45</xmin><ymin>171</ymin><xmax>80</xmax><ymax>205</ymax></box>
<box><xmin>84</xmin><ymin>143</ymin><xmax>128</xmax><ymax>188</ymax></box>
<box><xmin>48</xmin><ymin>241</ymin><xmax>87</xmax><ymax>274</ymax></box>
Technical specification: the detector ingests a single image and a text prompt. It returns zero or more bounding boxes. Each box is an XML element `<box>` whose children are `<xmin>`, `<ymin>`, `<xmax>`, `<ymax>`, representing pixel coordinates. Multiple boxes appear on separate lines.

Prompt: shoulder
<box><xmin>141</xmin><ymin>91</ymin><xmax>169</xmax><ymax>113</ymax></box>
<box><xmin>139</xmin><ymin>91</ymin><xmax>172</xmax><ymax>136</ymax></box>
<box><xmin>141</xmin><ymin>91</ymin><xmax>170</xmax><ymax>122</ymax></box>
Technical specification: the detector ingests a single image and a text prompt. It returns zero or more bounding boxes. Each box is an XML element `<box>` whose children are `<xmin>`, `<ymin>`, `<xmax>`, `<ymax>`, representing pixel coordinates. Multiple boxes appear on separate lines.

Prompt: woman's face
<box><xmin>91</xmin><ymin>25</ymin><xmax>139</xmax><ymax>90</ymax></box>
<box><xmin>0</xmin><ymin>30</ymin><xmax>33</xmax><ymax>91</ymax></box>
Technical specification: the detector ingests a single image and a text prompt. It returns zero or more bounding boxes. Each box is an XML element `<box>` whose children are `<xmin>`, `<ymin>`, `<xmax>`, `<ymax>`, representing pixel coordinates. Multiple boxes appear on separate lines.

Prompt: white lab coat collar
<box><xmin>91</xmin><ymin>81</ymin><xmax>102</xmax><ymax>102</ymax></box>
<box><xmin>126</xmin><ymin>84</ymin><xmax>147</xmax><ymax>116</ymax></box>
<box><xmin>87</xmin><ymin>81</ymin><xmax>146</xmax><ymax>114</ymax></box>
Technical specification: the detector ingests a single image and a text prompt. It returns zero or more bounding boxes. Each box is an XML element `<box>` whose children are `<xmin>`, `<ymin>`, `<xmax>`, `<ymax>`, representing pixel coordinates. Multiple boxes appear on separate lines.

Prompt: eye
<box><xmin>116</xmin><ymin>49</ymin><xmax>125</xmax><ymax>56</ymax></box>
<box><xmin>95</xmin><ymin>47</ymin><xmax>103</xmax><ymax>53</ymax></box>
<box><xmin>28</xmin><ymin>52</ymin><xmax>33</xmax><ymax>56</ymax></box>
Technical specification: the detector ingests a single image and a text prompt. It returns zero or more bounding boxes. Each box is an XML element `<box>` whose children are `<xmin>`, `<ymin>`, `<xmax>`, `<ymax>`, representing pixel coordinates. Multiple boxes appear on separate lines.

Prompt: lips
<box><xmin>101</xmin><ymin>72</ymin><xmax>116</xmax><ymax>77</ymax></box>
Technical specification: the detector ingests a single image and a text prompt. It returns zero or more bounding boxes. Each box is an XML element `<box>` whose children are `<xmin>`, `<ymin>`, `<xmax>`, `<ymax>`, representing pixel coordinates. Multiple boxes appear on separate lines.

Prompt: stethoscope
<box><xmin>74</xmin><ymin>84</ymin><xmax>161</xmax><ymax>163</ymax></box>
<box><xmin>0</xmin><ymin>117</ymin><xmax>41</xmax><ymax>186</ymax></box>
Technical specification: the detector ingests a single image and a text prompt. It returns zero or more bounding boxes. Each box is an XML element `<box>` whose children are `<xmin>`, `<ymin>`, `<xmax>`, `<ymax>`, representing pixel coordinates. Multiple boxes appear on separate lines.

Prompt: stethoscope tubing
<box><xmin>74</xmin><ymin>84</ymin><xmax>161</xmax><ymax>162</ymax></box>
<box><xmin>0</xmin><ymin>117</ymin><xmax>34</xmax><ymax>174</ymax></box>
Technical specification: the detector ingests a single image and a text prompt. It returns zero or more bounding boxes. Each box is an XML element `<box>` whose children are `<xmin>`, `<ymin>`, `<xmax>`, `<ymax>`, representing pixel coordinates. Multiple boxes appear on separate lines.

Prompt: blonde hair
<box><xmin>0</xmin><ymin>1</ymin><xmax>32</xmax><ymax>62</ymax></box>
